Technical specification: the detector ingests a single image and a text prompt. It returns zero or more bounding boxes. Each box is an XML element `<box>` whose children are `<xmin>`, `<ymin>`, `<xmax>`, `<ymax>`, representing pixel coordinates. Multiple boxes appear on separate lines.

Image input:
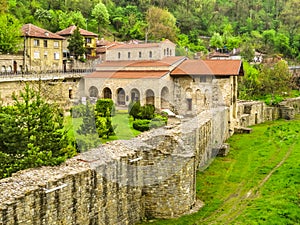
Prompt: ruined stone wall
<box><xmin>0</xmin><ymin>106</ymin><xmax>227</xmax><ymax>224</ymax></box>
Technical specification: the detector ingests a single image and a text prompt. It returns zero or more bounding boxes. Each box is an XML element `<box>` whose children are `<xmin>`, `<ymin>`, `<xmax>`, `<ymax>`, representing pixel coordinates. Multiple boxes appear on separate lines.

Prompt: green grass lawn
<box><xmin>138</xmin><ymin>116</ymin><xmax>300</xmax><ymax>225</ymax></box>
<box><xmin>64</xmin><ymin>110</ymin><xmax>141</xmax><ymax>148</ymax></box>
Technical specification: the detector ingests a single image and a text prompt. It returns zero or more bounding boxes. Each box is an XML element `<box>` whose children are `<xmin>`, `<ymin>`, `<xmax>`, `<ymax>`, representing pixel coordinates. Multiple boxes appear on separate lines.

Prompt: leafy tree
<box><xmin>95</xmin><ymin>99</ymin><xmax>115</xmax><ymax>139</ymax></box>
<box><xmin>0</xmin><ymin>85</ymin><xmax>75</xmax><ymax>178</ymax></box>
<box><xmin>210</xmin><ymin>32</ymin><xmax>224</xmax><ymax>50</ymax></box>
<box><xmin>0</xmin><ymin>14</ymin><xmax>22</xmax><ymax>54</ymax></box>
<box><xmin>146</xmin><ymin>6</ymin><xmax>178</xmax><ymax>42</ymax></box>
<box><xmin>67</xmin><ymin>26</ymin><xmax>85</xmax><ymax>59</ymax></box>
<box><xmin>91</xmin><ymin>2</ymin><xmax>110</xmax><ymax>33</ymax></box>
<box><xmin>128</xmin><ymin>101</ymin><xmax>141</xmax><ymax>120</ymax></box>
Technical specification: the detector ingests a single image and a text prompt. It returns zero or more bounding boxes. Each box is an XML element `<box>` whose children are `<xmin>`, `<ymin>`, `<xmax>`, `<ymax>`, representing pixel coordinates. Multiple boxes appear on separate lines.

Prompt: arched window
<box><xmin>146</xmin><ymin>89</ymin><xmax>155</xmax><ymax>106</ymax></box>
<box><xmin>117</xmin><ymin>88</ymin><xmax>125</xmax><ymax>105</ymax></box>
<box><xmin>1</xmin><ymin>66</ymin><xmax>6</xmax><ymax>73</ymax></box>
<box><xmin>103</xmin><ymin>87</ymin><xmax>112</xmax><ymax>99</ymax></box>
<box><xmin>7</xmin><ymin>66</ymin><xmax>12</xmax><ymax>73</ymax></box>
<box><xmin>149</xmin><ymin>51</ymin><xmax>152</xmax><ymax>58</ymax></box>
<box><xmin>118</xmin><ymin>52</ymin><xmax>121</xmax><ymax>59</ymax></box>
<box><xmin>128</xmin><ymin>52</ymin><xmax>131</xmax><ymax>59</ymax></box>
<box><xmin>161</xmin><ymin>87</ymin><xmax>169</xmax><ymax>109</ymax></box>
<box><xmin>130</xmin><ymin>88</ymin><xmax>140</xmax><ymax>102</ymax></box>
<box><xmin>89</xmin><ymin>86</ymin><xmax>99</xmax><ymax>98</ymax></box>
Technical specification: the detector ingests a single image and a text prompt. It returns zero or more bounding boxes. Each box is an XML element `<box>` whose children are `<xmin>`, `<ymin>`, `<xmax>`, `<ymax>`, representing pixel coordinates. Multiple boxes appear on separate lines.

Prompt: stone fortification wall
<box><xmin>237</xmin><ymin>97</ymin><xmax>300</xmax><ymax>127</ymax></box>
<box><xmin>0</xmin><ymin>107</ymin><xmax>228</xmax><ymax>225</ymax></box>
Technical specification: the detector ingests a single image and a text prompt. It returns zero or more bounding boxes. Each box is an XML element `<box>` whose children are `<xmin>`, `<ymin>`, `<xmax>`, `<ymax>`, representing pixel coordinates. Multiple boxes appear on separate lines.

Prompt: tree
<box><xmin>0</xmin><ymin>14</ymin><xmax>22</xmax><ymax>54</ymax></box>
<box><xmin>77</xmin><ymin>103</ymin><xmax>97</xmax><ymax>135</ymax></box>
<box><xmin>95</xmin><ymin>99</ymin><xmax>115</xmax><ymax>139</ymax></box>
<box><xmin>91</xmin><ymin>2</ymin><xmax>110</xmax><ymax>33</ymax></box>
<box><xmin>67</xmin><ymin>26</ymin><xmax>85</xmax><ymax>60</ymax></box>
<box><xmin>0</xmin><ymin>85</ymin><xmax>75</xmax><ymax>178</ymax></box>
<box><xmin>146</xmin><ymin>6</ymin><xmax>178</xmax><ymax>42</ymax></box>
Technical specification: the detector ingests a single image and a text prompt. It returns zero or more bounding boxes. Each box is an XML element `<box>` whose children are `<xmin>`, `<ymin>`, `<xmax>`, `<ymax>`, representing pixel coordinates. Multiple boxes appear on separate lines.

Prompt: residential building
<box><xmin>22</xmin><ymin>24</ymin><xmax>65</xmax><ymax>72</ymax></box>
<box><xmin>56</xmin><ymin>25</ymin><xmax>98</xmax><ymax>59</ymax></box>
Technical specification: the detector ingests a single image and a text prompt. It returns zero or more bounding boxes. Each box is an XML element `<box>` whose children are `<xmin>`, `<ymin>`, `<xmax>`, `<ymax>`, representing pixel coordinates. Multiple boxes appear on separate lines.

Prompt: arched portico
<box><xmin>161</xmin><ymin>86</ymin><xmax>169</xmax><ymax>109</ymax></box>
<box><xmin>117</xmin><ymin>88</ymin><xmax>125</xmax><ymax>105</ymax></box>
<box><xmin>103</xmin><ymin>87</ymin><xmax>112</xmax><ymax>99</ymax></box>
<box><xmin>130</xmin><ymin>88</ymin><xmax>140</xmax><ymax>102</ymax></box>
<box><xmin>146</xmin><ymin>89</ymin><xmax>155</xmax><ymax>106</ymax></box>
<box><xmin>89</xmin><ymin>86</ymin><xmax>99</xmax><ymax>98</ymax></box>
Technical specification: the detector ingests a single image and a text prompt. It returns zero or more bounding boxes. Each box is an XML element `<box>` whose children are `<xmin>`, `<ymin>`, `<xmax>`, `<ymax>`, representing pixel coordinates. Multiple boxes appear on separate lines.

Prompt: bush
<box><xmin>133</xmin><ymin>119</ymin><xmax>151</xmax><ymax>131</ymax></box>
<box><xmin>95</xmin><ymin>98</ymin><xmax>115</xmax><ymax>117</ymax></box>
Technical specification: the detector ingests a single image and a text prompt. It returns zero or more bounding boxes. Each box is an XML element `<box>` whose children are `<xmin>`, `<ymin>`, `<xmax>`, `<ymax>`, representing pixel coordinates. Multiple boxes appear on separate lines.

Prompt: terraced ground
<box><xmin>140</xmin><ymin>116</ymin><xmax>300</xmax><ymax>225</ymax></box>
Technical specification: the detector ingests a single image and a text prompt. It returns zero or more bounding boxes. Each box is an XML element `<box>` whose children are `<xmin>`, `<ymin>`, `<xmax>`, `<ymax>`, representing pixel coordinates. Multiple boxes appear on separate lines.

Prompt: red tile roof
<box><xmin>85</xmin><ymin>70</ymin><xmax>169</xmax><ymax>79</ymax></box>
<box><xmin>56</xmin><ymin>25</ymin><xmax>98</xmax><ymax>37</ymax></box>
<box><xmin>171</xmin><ymin>60</ymin><xmax>243</xmax><ymax>76</ymax></box>
<box><xmin>22</xmin><ymin>24</ymin><xmax>64</xmax><ymax>40</ymax></box>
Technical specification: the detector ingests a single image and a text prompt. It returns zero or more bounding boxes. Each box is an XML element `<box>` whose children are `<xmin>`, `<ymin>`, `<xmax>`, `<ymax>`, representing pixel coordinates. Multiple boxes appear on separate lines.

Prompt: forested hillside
<box><xmin>0</xmin><ymin>0</ymin><xmax>300</xmax><ymax>61</ymax></box>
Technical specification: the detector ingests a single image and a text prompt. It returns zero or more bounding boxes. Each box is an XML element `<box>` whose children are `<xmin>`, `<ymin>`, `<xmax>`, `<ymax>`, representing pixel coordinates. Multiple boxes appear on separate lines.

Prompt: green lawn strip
<box><xmin>139</xmin><ymin>117</ymin><xmax>300</xmax><ymax>225</ymax></box>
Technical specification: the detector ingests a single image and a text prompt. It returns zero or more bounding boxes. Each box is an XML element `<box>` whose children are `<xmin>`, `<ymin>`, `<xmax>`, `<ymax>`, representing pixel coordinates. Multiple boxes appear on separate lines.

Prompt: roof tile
<box><xmin>56</xmin><ymin>25</ymin><xmax>98</xmax><ymax>37</ymax></box>
<box><xmin>22</xmin><ymin>24</ymin><xmax>64</xmax><ymax>40</ymax></box>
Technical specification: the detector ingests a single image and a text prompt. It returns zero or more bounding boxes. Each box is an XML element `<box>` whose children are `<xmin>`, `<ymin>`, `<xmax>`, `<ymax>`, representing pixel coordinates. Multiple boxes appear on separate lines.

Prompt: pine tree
<box><xmin>0</xmin><ymin>85</ymin><xmax>75</xmax><ymax>178</ymax></box>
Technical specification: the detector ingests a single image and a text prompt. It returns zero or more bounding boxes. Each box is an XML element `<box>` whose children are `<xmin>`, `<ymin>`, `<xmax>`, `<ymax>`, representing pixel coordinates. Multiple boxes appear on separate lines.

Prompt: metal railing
<box><xmin>0</xmin><ymin>68</ymin><xmax>95</xmax><ymax>81</ymax></box>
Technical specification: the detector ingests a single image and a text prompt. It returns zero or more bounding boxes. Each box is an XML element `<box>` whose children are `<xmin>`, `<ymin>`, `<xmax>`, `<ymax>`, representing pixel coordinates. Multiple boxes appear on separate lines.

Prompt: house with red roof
<box><xmin>21</xmin><ymin>24</ymin><xmax>65</xmax><ymax>72</ymax></box>
<box><xmin>56</xmin><ymin>25</ymin><xmax>98</xmax><ymax>59</ymax></box>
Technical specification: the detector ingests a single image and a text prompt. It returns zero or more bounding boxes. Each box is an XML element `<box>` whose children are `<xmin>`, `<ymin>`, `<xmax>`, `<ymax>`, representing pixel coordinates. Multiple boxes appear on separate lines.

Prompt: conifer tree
<box><xmin>67</xmin><ymin>26</ymin><xmax>85</xmax><ymax>59</ymax></box>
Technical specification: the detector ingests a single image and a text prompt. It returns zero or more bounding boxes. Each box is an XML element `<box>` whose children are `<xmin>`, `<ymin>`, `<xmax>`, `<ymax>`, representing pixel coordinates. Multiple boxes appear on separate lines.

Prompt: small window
<box><xmin>200</xmin><ymin>76</ymin><xmax>207</xmax><ymax>83</ymax></box>
<box><xmin>34</xmin><ymin>39</ymin><xmax>40</xmax><ymax>47</ymax></box>
<box><xmin>139</xmin><ymin>52</ymin><xmax>142</xmax><ymax>58</ymax></box>
<box><xmin>85</xmin><ymin>38</ymin><xmax>92</xmax><ymax>43</ymax></box>
<box><xmin>128</xmin><ymin>52</ymin><xmax>131</xmax><ymax>59</ymax></box>
<box><xmin>187</xmin><ymin>99</ymin><xmax>192</xmax><ymax>111</ymax></box>
<box><xmin>118</xmin><ymin>52</ymin><xmax>121</xmax><ymax>59</ymax></box>
<box><xmin>34</xmin><ymin>51</ymin><xmax>40</xmax><ymax>59</ymax></box>
<box><xmin>44</xmin><ymin>40</ymin><xmax>48</xmax><ymax>48</ymax></box>
<box><xmin>54</xmin><ymin>52</ymin><xmax>60</xmax><ymax>60</ymax></box>
<box><xmin>54</xmin><ymin>41</ymin><xmax>59</xmax><ymax>48</ymax></box>
<box><xmin>44</xmin><ymin>51</ymin><xmax>48</xmax><ymax>59</ymax></box>
<box><xmin>149</xmin><ymin>51</ymin><xmax>152</xmax><ymax>58</ymax></box>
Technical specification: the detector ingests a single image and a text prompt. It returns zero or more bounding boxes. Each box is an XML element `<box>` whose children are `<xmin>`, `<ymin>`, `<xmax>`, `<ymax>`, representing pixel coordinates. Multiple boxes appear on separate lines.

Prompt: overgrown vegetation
<box><xmin>138</xmin><ymin>116</ymin><xmax>300</xmax><ymax>225</ymax></box>
<box><xmin>1</xmin><ymin>0</ymin><xmax>300</xmax><ymax>62</ymax></box>
<box><xmin>238</xmin><ymin>60</ymin><xmax>299</xmax><ymax>105</ymax></box>
<box><xmin>0</xmin><ymin>85</ymin><xmax>76</xmax><ymax>178</ymax></box>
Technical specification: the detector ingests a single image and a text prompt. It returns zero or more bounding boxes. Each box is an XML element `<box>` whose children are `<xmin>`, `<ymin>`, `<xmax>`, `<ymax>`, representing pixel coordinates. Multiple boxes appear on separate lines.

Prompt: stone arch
<box><xmin>1</xmin><ymin>66</ymin><xmax>5</xmax><ymax>73</ymax></box>
<box><xmin>103</xmin><ymin>87</ymin><xmax>112</xmax><ymax>99</ymax></box>
<box><xmin>89</xmin><ymin>86</ymin><xmax>99</xmax><ymax>98</ymax></box>
<box><xmin>161</xmin><ymin>86</ymin><xmax>169</xmax><ymax>109</ymax></box>
<box><xmin>146</xmin><ymin>89</ymin><xmax>155</xmax><ymax>106</ymax></box>
<box><xmin>117</xmin><ymin>88</ymin><xmax>125</xmax><ymax>105</ymax></box>
<box><xmin>130</xmin><ymin>88</ymin><xmax>140</xmax><ymax>102</ymax></box>
<box><xmin>7</xmin><ymin>66</ymin><xmax>12</xmax><ymax>73</ymax></box>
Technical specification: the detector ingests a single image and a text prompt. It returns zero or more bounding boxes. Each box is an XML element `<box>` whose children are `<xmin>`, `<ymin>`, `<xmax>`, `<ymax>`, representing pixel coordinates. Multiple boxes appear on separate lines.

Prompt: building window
<box><xmin>139</xmin><ymin>51</ymin><xmax>142</xmax><ymax>58</ymax></box>
<box><xmin>34</xmin><ymin>51</ymin><xmax>40</xmax><ymax>59</ymax></box>
<box><xmin>118</xmin><ymin>52</ymin><xmax>121</xmax><ymax>59</ymax></box>
<box><xmin>149</xmin><ymin>51</ymin><xmax>152</xmax><ymax>58</ymax></box>
<box><xmin>200</xmin><ymin>76</ymin><xmax>207</xmax><ymax>83</ymax></box>
<box><xmin>54</xmin><ymin>41</ymin><xmax>59</xmax><ymax>48</ymax></box>
<box><xmin>187</xmin><ymin>99</ymin><xmax>192</xmax><ymax>111</ymax></box>
<box><xmin>44</xmin><ymin>40</ymin><xmax>48</xmax><ymax>48</ymax></box>
<box><xmin>128</xmin><ymin>52</ymin><xmax>131</xmax><ymax>59</ymax></box>
<box><xmin>85</xmin><ymin>38</ymin><xmax>92</xmax><ymax>43</ymax></box>
<box><xmin>44</xmin><ymin>51</ymin><xmax>48</xmax><ymax>59</ymax></box>
<box><xmin>34</xmin><ymin>39</ymin><xmax>40</xmax><ymax>47</ymax></box>
<box><xmin>54</xmin><ymin>52</ymin><xmax>60</xmax><ymax>60</ymax></box>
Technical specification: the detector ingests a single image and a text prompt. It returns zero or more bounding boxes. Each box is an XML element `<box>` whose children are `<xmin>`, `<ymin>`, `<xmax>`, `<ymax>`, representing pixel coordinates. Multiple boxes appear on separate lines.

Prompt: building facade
<box><xmin>83</xmin><ymin>40</ymin><xmax>243</xmax><ymax>132</ymax></box>
<box><xmin>56</xmin><ymin>25</ymin><xmax>98</xmax><ymax>60</ymax></box>
<box><xmin>22</xmin><ymin>24</ymin><xmax>64</xmax><ymax>72</ymax></box>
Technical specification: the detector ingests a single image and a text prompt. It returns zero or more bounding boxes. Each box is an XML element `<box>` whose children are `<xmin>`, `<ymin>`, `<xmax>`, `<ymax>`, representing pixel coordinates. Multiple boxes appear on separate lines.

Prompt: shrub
<box><xmin>133</xmin><ymin>119</ymin><xmax>151</xmax><ymax>131</ymax></box>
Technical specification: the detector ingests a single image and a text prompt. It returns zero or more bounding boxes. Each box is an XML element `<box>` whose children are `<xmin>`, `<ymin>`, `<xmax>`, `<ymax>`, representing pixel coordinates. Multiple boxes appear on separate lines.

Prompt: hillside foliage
<box><xmin>0</xmin><ymin>0</ymin><xmax>299</xmax><ymax>62</ymax></box>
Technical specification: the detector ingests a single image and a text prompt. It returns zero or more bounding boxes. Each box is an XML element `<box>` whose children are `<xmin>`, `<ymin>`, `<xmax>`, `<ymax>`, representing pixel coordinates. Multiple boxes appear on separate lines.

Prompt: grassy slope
<box><xmin>139</xmin><ymin>117</ymin><xmax>300</xmax><ymax>224</ymax></box>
